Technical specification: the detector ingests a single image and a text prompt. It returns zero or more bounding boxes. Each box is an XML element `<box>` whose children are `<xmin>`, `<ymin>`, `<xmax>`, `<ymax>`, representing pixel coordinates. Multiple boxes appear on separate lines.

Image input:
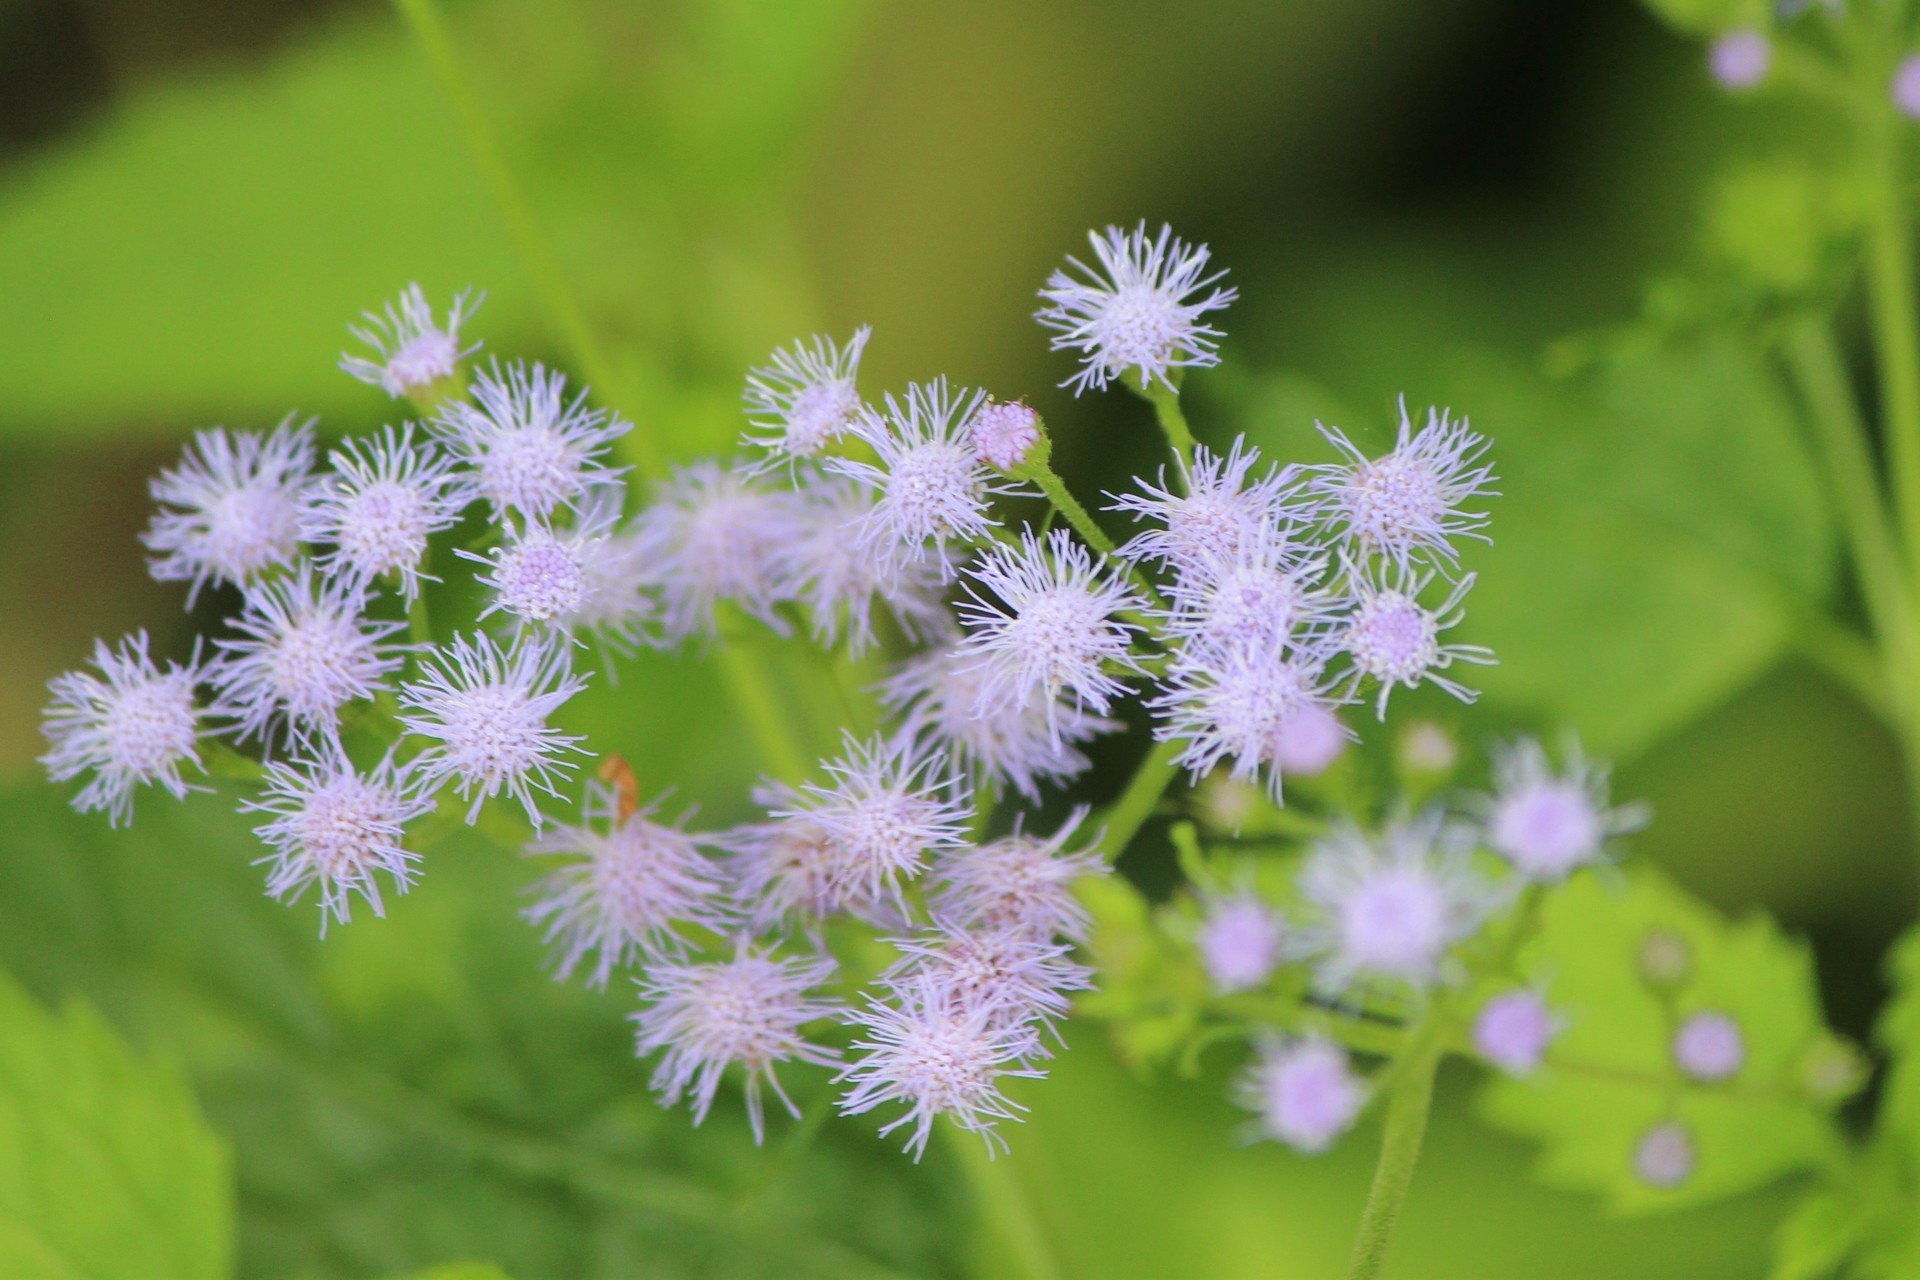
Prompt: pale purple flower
<box><xmin>771</xmin><ymin>735</ymin><xmax>971</xmax><ymax>912</ymax></box>
<box><xmin>1338</xmin><ymin>566</ymin><xmax>1493</xmax><ymax>718</ymax></box>
<box><xmin>524</xmin><ymin>784</ymin><xmax>732</xmax><ymax>988</ymax></box>
<box><xmin>838</xmin><ymin>977</ymin><xmax>1047</xmax><ymax>1159</ymax></box>
<box><xmin>880</xmin><ymin>643</ymin><xmax>1114</xmax><ymax>801</ymax></box>
<box><xmin>884</xmin><ymin>920</ymin><xmax>1092</xmax><ymax>1032</ymax></box>
<box><xmin>1269</xmin><ymin>701</ymin><xmax>1350</xmax><ymax>776</ymax></box>
<box><xmin>1673</xmin><ymin>1012</ymin><xmax>1745</xmax><ymax>1082</ymax></box>
<box><xmin>1159</xmin><ymin>536</ymin><xmax>1332</xmax><ymax>654</ymax></box>
<box><xmin>1237</xmin><ymin>1036</ymin><xmax>1365</xmax><ymax>1154</ymax></box>
<box><xmin>1311</xmin><ymin>403</ymin><xmax>1494</xmax><ymax>569</ymax></box>
<box><xmin>212</xmin><ymin>568</ymin><xmax>404</xmax><ymax>747</ymax></box>
<box><xmin>970</xmin><ymin>400</ymin><xmax>1042</xmax><ymax>472</ymax></box>
<box><xmin>466</xmin><ymin>517</ymin><xmax>611</xmax><ymax>630</ymax></box>
<box><xmin>398</xmin><ymin>632</ymin><xmax>588</xmax><ymax>826</ymax></box>
<box><xmin>958</xmin><ymin>529</ymin><xmax>1143</xmax><ymax>735</ymax></box>
<box><xmin>829</xmin><ymin>379</ymin><xmax>1009</xmax><ymax>565</ymax></box>
<box><xmin>629</xmin><ymin>461</ymin><xmax>799</xmax><ymax>642</ymax></box>
<box><xmin>144</xmin><ymin>419</ymin><xmax>314</xmax><ymax>604</ymax></box>
<box><xmin>41</xmin><ymin>631</ymin><xmax>206</xmax><ymax>826</ymax></box>
<box><xmin>1298</xmin><ymin>813</ymin><xmax>1493</xmax><ymax>992</ymax></box>
<box><xmin>774</xmin><ymin>472</ymin><xmax>950</xmax><ymax>655</ymax></box>
<box><xmin>1634</xmin><ymin>1122</ymin><xmax>1695</xmax><ymax>1188</ymax></box>
<box><xmin>557</xmin><ymin>519</ymin><xmax>656</xmax><ymax>651</ymax></box>
<box><xmin>1473</xmin><ymin>989</ymin><xmax>1560</xmax><ymax>1076</ymax></box>
<box><xmin>300</xmin><ymin>424</ymin><xmax>460</xmax><ymax>602</ymax></box>
<box><xmin>633</xmin><ymin>941</ymin><xmax>842</xmax><ymax>1143</ymax></box>
<box><xmin>931</xmin><ymin>808</ymin><xmax>1104</xmax><ymax>942</ymax></box>
<box><xmin>340</xmin><ymin>284</ymin><xmax>480</xmax><ymax>398</ymax></box>
<box><xmin>1151</xmin><ymin>637</ymin><xmax>1342</xmax><ymax>798</ymax></box>
<box><xmin>245</xmin><ymin>744</ymin><xmax>430</xmax><ymax>935</ymax></box>
<box><xmin>743</xmin><ymin>327</ymin><xmax>871</xmax><ymax>463</ymax></box>
<box><xmin>1896</xmin><ymin>55</ymin><xmax>1920</xmax><ymax>120</ymax></box>
<box><xmin>1111</xmin><ymin>437</ymin><xmax>1301</xmax><ymax>574</ymax></box>
<box><xmin>1398</xmin><ymin>721</ymin><xmax>1458</xmax><ymax>775</ymax></box>
<box><xmin>1198</xmin><ymin>894</ymin><xmax>1285</xmax><ymax>994</ymax></box>
<box><xmin>1037</xmin><ymin>222</ymin><xmax>1237</xmax><ymax>394</ymax></box>
<box><xmin>435</xmin><ymin>361</ymin><xmax>629</xmax><ymax>521</ymax></box>
<box><xmin>715</xmin><ymin>801</ymin><xmax>854</xmax><ymax>930</ymax></box>
<box><xmin>1485</xmin><ymin>738</ymin><xmax>1648</xmax><ymax>882</ymax></box>
<box><xmin>1710</xmin><ymin>29</ymin><xmax>1770</xmax><ymax>91</ymax></box>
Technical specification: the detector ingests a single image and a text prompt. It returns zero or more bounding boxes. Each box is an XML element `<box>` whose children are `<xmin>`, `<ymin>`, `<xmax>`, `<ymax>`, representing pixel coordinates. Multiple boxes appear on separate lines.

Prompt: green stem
<box><xmin>714</xmin><ymin>626</ymin><xmax>813</xmax><ymax>784</ymax></box>
<box><xmin>946</xmin><ymin>1124</ymin><xmax>1063</xmax><ymax>1280</ymax></box>
<box><xmin>1142</xmin><ymin>381</ymin><xmax>1197</xmax><ymax>468</ymax></box>
<box><xmin>1027</xmin><ymin>458</ymin><xmax>1169</xmax><ymax>611</ymax></box>
<box><xmin>1865</xmin><ymin>128</ymin><xmax>1920</xmax><ymax>597</ymax></box>
<box><xmin>1097</xmin><ymin>736</ymin><xmax>1184</xmax><ymax>862</ymax></box>
<box><xmin>1345</xmin><ymin>1037</ymin><xmax>1443</xmax><ymax>1280</ymax></box>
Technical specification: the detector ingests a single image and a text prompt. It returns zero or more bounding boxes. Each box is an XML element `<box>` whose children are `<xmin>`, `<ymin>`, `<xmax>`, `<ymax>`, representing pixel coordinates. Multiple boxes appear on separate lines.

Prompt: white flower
<box><xmin>301</xmin><ymin>424</ymin><xmax>461</xmax><ymax>601</ymax></box>
<box><xmin>1110</xmin><ymin>437</ymin><xmax>1302</xmax><ymax>576</ymax></box>
<box><xmin>1150</xmin><ymin>636</ymin><xmax>1344</xmax><ymax>798</ymax></box>
<box><xmin>1198</xmin><ymin>894</ymin><xmax>1285</xmax><ymax>994</ymax></box>
<box><xmin>41</xmin><ymin>631</ymin><xmax>206</xmax><ymax>826</ymax></box>
<box><xmin>1673</xmin><ymin>1011</ymin><xmax>1744</xmax><ymax>1082</ymax></box>
<box><xmin>714</xmin><ymin>800</ymin><xmax>856</xmax><ymax>931</ymax></box>
<box><xmin>742</xmin><ymin>327</ymin><xmax>871</xmax><ymax>463</ymax></box>
<box><xmin>1037</xmin><ymin>222</ymin><xmax>1237</xmax><ymax>394</ymax></box>
<box><xmin>1236</xmin><ymin>1036</ymin><xmax>1364</xmax><ymax>1154</ymax></box>
<box><xmin>629</xmin><ymin>461</ymin><xmax>799</xmax><ymax>642</ymax></box>
<box><xmin>1158</xmin><ymin>536</ymin><xmax>1333</xmax><ymax>655</ymax></box>
<box><xmin>1337</xmin><ymin>565</ymin><xmax>1493</xmax><ymax>718</ymax></box>
<box><xmin>931</xmin><ymin>808</ymin><xmax>1104</xmax><ymax>942</ymax></box>
<box><xmin>340</xmin><ymin>284</ymin><xmax>480</xmax><ymax>398</ymax></box>
<box><xmin>144</xmin><ymin>418</ymin><xmax>314</xmax><ymax>604</ymax></box>
<box><xmin>435</xmin><ymin>360</ymin><xmax>629</xmax><ymax>521</ymax></box>
<box><xmin>1311</xmin><ymin>402</ymin><xmax>1494</xmax><ymax>569</ymax></box>
<box><xmin>774</xmin><ymin>471</ymin><xmax>950</xmax><ymax>655</ymax></box>
<box><xmin>1473</xmin><ymin>989</ymin><xmax>1561</xmax><ymax>1076</ymax></box>
<box><xmin>467</xmin><ymin>516</ymin><xmax>611</xmax><ymax>630</ymax></box>
<box><xmin>1484</xmin><ymin>737</ymin><xmax>1646</xmax><ymax>881</ymax></box>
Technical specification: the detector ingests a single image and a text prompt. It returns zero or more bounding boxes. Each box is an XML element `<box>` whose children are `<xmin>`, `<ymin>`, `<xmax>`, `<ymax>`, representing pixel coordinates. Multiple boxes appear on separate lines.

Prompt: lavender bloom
<box><xmin>1311</xmin><ymin>404</ymin><xmax>1495</xmax><ymax>569</ymax></box>
<box><xmin>555</xmin><ymin>513</ymin><xmax>658</xmax><ymax>655</ymax></box>
<box><xmin>1709</xmin><ymin>29</ymin><xmax>1770</xmax><ymax>91</ymax></box>
<box><xmin>715</xmin><ymin>802</ymin><xmax>853</xmax><ymax>931</ymax></box>
<box><xmin>1337</xmin><ymin>566</ymin><xmax>1493</xmax><ymax>718</ymax></box>
<box><xmin>633</xmin><ymin>942</ymin><xmax>842</xmax><ymax>1143</ymax></box>
<box><xmin>1111</xmin><ymin>437</ymin><xmax>1301</xmax><ymax>574</ymax></box>
<box><xmin>1485</xmin><ymin>738</ymin><xmax>1647</xmax><ymax>882</ymax></box>
<box><xmin>838</xmin><ymin>977</ymin><xmax>1048</xmax><ymax>1159</ymax></box>
<box><xmin>970</xmin><ymin>400</ymin><xmax>1042</xmax><ymax>472</ymax></box>
<box><xmin>775</xmin><ymin>472</ymin><xmax>950</xmax><ymax>656</ymax></box>
<box><xmin>743</xmin><ymin>327</ymin><xmax>871</xmax><ymax>463</ymax></box>
<box><xmin>467</xmin><ymin>517</ymin><xmax>611</xmax><ymax>631</ymax></box>
<box><xmin>436</xmin><ymin>361</ymin><xmax>629</xmax><ymax>521</ymax></box>
<box><xmin>41</xmin><ymin>631</ymin><xmax>206</xmax><ymax>826</ymax></box>
<box><xmin>1896</xmin><ymin>54</ymin><xmax>1920</xmax><ymax>121</ymax></box>
<box><xmin>1673</xmin><ymin>1012</ymin><xmax>1745</xmax><ymax>1082</ymax></box>
<box><xmin>1159</xmin><ymin>536</ymin><xmax>1332</xmax><ymax>655</ymax></box>
<box><xmin>884</xmin><ymin>920</ymin><xmax>1093</xmax><ymax>1032</ymax></box>
<box><xmin>1198</xmin><ymin>894</ymin><xmax>1285</xmax><ymax>994</ymax></box>
<box><xmin>829</xmin><ymin>378</ymin><xmax>1009</xmax><ymax>566</ymax></box>
<box><xmin>958</xmin><ymin>528</ymin><xmax>1144</xmax><ymax>732</ymax></box>
<box><xmin>398</xmin><ymin>632</ymin><xmax>588</xmax><ymax>826</ymax></box>
<box><xmin>524</xmin><ymin>785</ymin><xmax>732</xmax><ymax>988</ymax></box>
<box><xmin>1298</xmin><ymin>813</ymin><xmax>1493</xmax><ymax>992</ymax></box>
<box><xmin>340</xmin><ymin>284</ymin><xmax>480</xmax><ymax>398</ymax></box>
<box><xmin>1151</xmin><ymin>636</ymin><xmax>1344</xmax><ymax>798</ymax></box>
<box><xmin>629</xmin><ymin>461</ymin><xmax>799</xmax><ymax>642</ymax></box>
<box><xmin>932</xmin><ymin>808</ymin><xmax>1104</xmax><ymax>942</ymax></box>
<box><xmin>1634</xmin><ymin>1122</ymin><xmax>1695</xmax><ymax>1188</ymax></box>
<box><xmin>880</xmin><ymin>643</ymin><xmax>1115</xmax><ymax>801</ymax></box>
<box><xmin>212</xmin><ymin>569</ymin><xmax>404</xmax><ymax>746</ymax></box>
<box><xmin>301</xmin><ymin>424</ymin><xmax>460</xmax><ymax>602</ymax></box>
<box><xmin>1036</xmin><ymin>222</ymin><xmax>1237</xmax><ymax>394</ymax></box>
<box><xmin>245</xmin><ymin>745</ymin><xmax>430</xmax><ymax>934</ymax></box>
<box><xmin>1269</xmin><ymin>701</ymin><xmax>1350</xmax><ymax>776</ymax></box>
<box><xmin>1473</xmin><ymin>989</ymin><xmax>1560</xmax><ymax>1076</ymax></box>
<box><xmin>1237</xmin><ymin>1036</ymin><xmax>1365</xmax><ymax>1154</ymax></box>
<box><xmin>144</xmin><ymin>419</ymin><xmax>314</xmax><ymax>604</ymax></box>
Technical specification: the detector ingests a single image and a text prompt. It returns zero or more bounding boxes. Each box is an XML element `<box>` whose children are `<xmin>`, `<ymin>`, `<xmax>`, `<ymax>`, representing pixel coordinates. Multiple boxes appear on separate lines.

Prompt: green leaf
<box><xmin>1478</xmin><ymin>865</ymin><xmax>1846</xmax><ymax>1214</ymax></box>
<box><xmin>389</xmin><ymin>1265</ymin><xmax>516</xmax><ymax>1280</ymax></box>
<box><xmin>0</xmin><ymin>968</ymin><xmax>232</xmax><ymax>1280</ymax></box>
<box><xmin>1638</xmin><ymin>0</ymin><xmax>1770</xmax><ymax>35</ymax></box>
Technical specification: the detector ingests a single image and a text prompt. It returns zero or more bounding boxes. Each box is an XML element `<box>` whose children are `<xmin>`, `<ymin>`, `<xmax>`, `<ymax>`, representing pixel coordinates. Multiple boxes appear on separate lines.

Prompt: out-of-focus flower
<box><xmin>144</xmin><ymin>419</ymin><xmax>314</xmax><ymax>604</ymax></box>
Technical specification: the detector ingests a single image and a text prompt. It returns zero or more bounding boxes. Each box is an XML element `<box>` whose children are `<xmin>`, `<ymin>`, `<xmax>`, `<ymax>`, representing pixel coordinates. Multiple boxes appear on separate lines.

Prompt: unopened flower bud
<box><xmin>1673</xmin><ymin>1011</ymin><xmax>1744</xmax><ymax>1082</ymax></box>
<box><xmin>1709</xmin><ymin>30</ymin><xmax>1770</xmax><ymax>92</ymax></box>
<box><xmin>1634</xmin><ymin>1121</ymin><xmax>1695</xmax><ymax>1188</ymax></box>
<box><xmin>1637</xmin><ymin>928</ymin><xmax>1691</xmax><ymax>991</ymax></box>
<box><xmin>1895</xmin><ymin>55</ymin><xmax>1920</xmax><ymax>121</ymax></box>
<box><xmin>1796</xmin><ymin>1035</ymin><xmax>1867</xmax><ymax>1106</ymax></box>
<box><xmin>1397</xmin><ymin>721</ymin><xmax>1457</xmax><ymax>776</ymax></box>
<box><xmin>1473</xmin><ymin>990</ymin><xmax>1560</xmax><ymax>1076</ymax></box>
<box><xmin>970</xmin><ymin>400</ymin><xmax>1043</xmax><ymax>472</ymax></box>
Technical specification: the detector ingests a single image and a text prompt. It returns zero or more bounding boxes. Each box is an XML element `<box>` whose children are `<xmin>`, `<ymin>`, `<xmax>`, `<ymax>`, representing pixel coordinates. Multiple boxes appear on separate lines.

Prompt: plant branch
<box><xmin>1345</xmin><ymin>1034</ymin><xmax>1443</xmax><ymax>1280</ymax></box>
<box><xmin>1097</xmin><ymin>737</ymin><xmax>1184</xmax><ymax>862</ymax></box>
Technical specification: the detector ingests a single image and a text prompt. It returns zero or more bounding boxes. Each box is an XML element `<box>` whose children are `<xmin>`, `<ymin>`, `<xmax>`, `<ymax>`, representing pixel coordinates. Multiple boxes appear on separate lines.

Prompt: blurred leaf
<box><xmin>1701</xmin><ymin>158</ymin><xmax>1862</xmax><ymax>295</ymax></box>
<box><xmin>0</xmin><ymin>968</ymin><xmax>231</xmax><ymax>1280</ymax></box>
<box><xmin>390</xmin><ymin>1265</ymin><xmax>516</xmax><ymax>1280</ymax></box>
<box><xmin>1639</xmin><ymin>0</ymin><xmax>1770</xmax><ymax>35</ymax></box>
<box><xmin>1479</xmin><ymin>865</ymin><xmax>1844</xmax><ymax>1214</ymax></box>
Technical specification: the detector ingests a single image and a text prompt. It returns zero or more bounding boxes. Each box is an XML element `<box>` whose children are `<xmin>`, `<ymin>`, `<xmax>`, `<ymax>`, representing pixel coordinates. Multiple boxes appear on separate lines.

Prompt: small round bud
<box><xmin>1709</xmin><ymin>30</ymin><xmax>1770</xmax><ymax>92</ymax></box>
<box><xmin>1197</xmin><ymin>894</ymin><xmax>1284</xmax><ymax>994</ymax></box>
<box><xmin>1634</xmin><ymin>1122</ymin><xmax>1695</xmax><ymax>1189</ymax></box>
<box><xmin>1397</xmin><ymin>721</ymin><xmax>1457</xmax><ymax>775</ymax></box>
<box><xmin>1895</xmin><ymin>55</ymin><xmax>1920</xmax><ymax>121</ymax></box>
<box><xmin>1637</xmin><ymin>928</ymin><xmax>1692</xmax><ymax>991</ymax></box>
<box><xmin>1270</xmin><ymin>702</ymin><xmax>1347</xmax><ymax>776</ymax></box>
<box><xmin>1473</xmin><ymin>990</ymin><xmax>1559</xmax><ymax>1076</ymax></box>
<box><xmin>1193</xmin><ymin>771</ymin><xmax>1265</xmax><ymax>833</ymax></box>
<box><xmin>970</xmin><ymin>400</ymin><xmax>1042</xmax><ymax>472</ymax></box>
<box><xmin>1673</xmin><ymin>1011</ymin><xmax>1744</xmax><ymax>1082</ymax></box>
<box><xmin>1796</xmin><ymin>1035</ymin><xmax>1868</xmax><ymax>1106</ymax></box>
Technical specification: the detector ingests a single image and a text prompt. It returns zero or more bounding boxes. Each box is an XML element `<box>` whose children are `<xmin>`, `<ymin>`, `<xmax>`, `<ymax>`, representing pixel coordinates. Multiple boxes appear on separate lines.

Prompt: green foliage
<box><xmin>1702</xmin><ymin>158</ymin><xmax>1863</xmax><ymax>295</ymax></box>
<box><xmin>1639</xmin><ymin>0</ymin><xmax>1771</xmax><ymax>36</ymax></box>
<box><xmin>391</xmin><ymin>1266</ymin><xmax>516</xmax><ymax>1280</ymax></box>
<box><xmin>1479</xmin><ymin>865</ymin><xmax>1848</xmax><ymax>1214</ymax></box>
<box><xmin>0</xmin><ymin>968</ymin><xmax>231</xmax><ymax>1280</ymax></box>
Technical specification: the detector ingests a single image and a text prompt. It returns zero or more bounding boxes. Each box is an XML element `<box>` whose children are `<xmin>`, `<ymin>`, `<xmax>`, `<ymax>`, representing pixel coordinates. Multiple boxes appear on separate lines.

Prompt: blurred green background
<box><xmin>0</xmin><ymin>0</ymin><xmax>1901</xmax><ymax>1275</ymax></box>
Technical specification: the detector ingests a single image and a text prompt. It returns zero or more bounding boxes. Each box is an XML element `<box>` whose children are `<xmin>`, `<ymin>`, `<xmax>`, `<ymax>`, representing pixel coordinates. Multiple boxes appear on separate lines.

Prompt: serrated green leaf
<box><xmin>0</xmin><ymin>969</ymin><xmax>232</xmax><ymax>1280</ymax></box>
<box><xmin>1478</xmin><ymin>865</ymin><xmax>1844</xmax><ymax>1214</ymax></box>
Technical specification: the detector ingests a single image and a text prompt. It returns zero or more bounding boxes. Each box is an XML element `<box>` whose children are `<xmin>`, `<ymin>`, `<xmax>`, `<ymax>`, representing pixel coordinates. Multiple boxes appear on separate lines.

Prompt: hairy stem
<box><xmin>1345</xmin><ymin>1037</ymin><xmax>1443</xmax><ymax>1280</ymax></box>
<box><xmin>1027</xmin><ymin>457</ymin><xmax>1169</xmax><ymax>611</ymax></box>
<box><xmin>1866</xmin><ymin>126</ymin><xmax>1920</xmax><ymax>600</ymax></box>
<box><xmin>1142</xmin><ymin>381</ymin><xmax>1198</xmax><ymax>469</ymax></box>
<box><xmin>1097</xmin><ymin>736</ymin><xmax>1184</xmax><ymax>861</ymax></box>
<box><xmin>946</xmin><ymin>1124</ymin><xmax>1063</xmax><ymax>1280</ymax></box>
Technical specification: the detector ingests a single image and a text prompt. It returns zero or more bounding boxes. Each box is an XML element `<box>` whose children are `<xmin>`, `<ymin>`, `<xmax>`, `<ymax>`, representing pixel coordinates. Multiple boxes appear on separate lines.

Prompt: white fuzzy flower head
<box><xmin>1270</xmin><ymin>701</ymin><xmax>1349</xmax><ymax>776</ymax></box>
<box><xmin>884</xmin><ymin>921</ymin><xmax>1091</xmax><ymax>1032</ymax></box>
<box><xmin>1037</xmin><ymin>222</ymin><xmax>1237</xmax><ymax>394</ymax></box>
<box><xmin>467</xmin><ymin>518</ymin><xmax>609</xmax><ymax>629</ymax></box>
<box><xmin>932</xmin><ymin>808</ymin><xmax>1105</xmax><ymax>942</ymax></box>
<box><xmin>1673</xmin><ymin>1012</ymin><xmax>1745</xmax><ymax>1082</ymax></box>
<box><xmin>1112</xmin><ymin>437</ymin><xmax>1300</xmax><ymax>574</ymax></box>
<box><xmin>830</xmin><ymin>379</ymin><xmax>1007</xmax><ymax>565</ymax></box>
<box><xmin>632</xmin><ymin>941</ymin><xmax>841</xmax><ymax>1143</ymax></box>
<box><xmin>959</xmin><ymin>528</ymin><xmax>1143</xmax><ymax>731</ymax></box>
<box><xmin>1299</xmin><ymin>814</ymin><xmax>1493</xmax><ymax>992</ymax></box>
<box><xmin>301</xmin><ymin>424</ymin><xmax>460</xmax><ymax>601</ymax></box>
<box><xmin>838</xmin><ymin>978</ymin><xmax>1047</xmax><ymax>1159</ymax></box>
<box><xmin>774</xmin><ymin>735</ymin><xmax>972</xmax><ymax>912</ymax></box>
<box><xmin>524</xmin><ymin>784</ymin><xmax>732</xmax><ymax>988</ymax></box>
<box><xmin>41</xmin><ymin>631</ymin><xmax>206</xmax><ymax>827</ymax></box>
<box><xmin>1710</xmin><ymin>29</ymin><xmax>1770</xmax><ymax>92</ymax></box>
<box><xmin>398</xmin><ymin>632</ymin><xmax>588</xmax><ymax>826</ymax></box>
<box><xmin>340</xmin><ymin>284</ymin><xmax>480</xmax><ymax>398</ymax></box>
<box><xmin>1313</xmin><ymin>404</ymin><xmax>1495</xmax><ymax>568</ymax></box>
<box><xmin>144</xmin><ymin>418</ymin><xmax>314</xmax><ymax>604</ymax></box>
<box><xmin>1340</xmin><ymin>567</ymin><xmax>1493</xmax><ymax>718</ymax></box>
<box><xmin>1237</xmin><ymin>1036</ymin><xmax>1365</xmax><ymax>1154</ymax></box>
<box><xmin>213</xmin><ymin>569</ymin><xmax>404</xmax><ymax>746</ymax></box>
<box><xmin>1161</xmin><ymin>539</ymin><xmax>1329</xmax><ymax>655</ymax></box>
<box><xmin>1473</xmin><ymin>989</ymin><xmax>1561</xmax><ymax>1076</ymax></box>
<box><xmin>1634</xmin><ymin>1122</ymin><xmax>1695</xmax><ymax>1188</ymax></box>
<box><xmin>630</xmin><ymin>461</ymin><xmax>799</xmax><ymax>642</ymax></box>
<box><xmin>1151</xmin><ymin>638</ymin><xmax>1342</xmax><ymax>798</ymax></box>
<box><xmin>1486</xmin><ymin>738</ymin><xmax>1647</xmax><ymax>881</ymax></box>
<box><xmin>245</xmin><ymin>745</ymin><xmax>431</xmax><ymax>935</ymax></box>
<box><xmin>775</xmin><ymin>472</ymin><xmax>949</xmax><ymax>656</ymax></box>
<box><xmin>436</xmin><ymin>361</ymin><xmax>629</xmax><ymax>521</ymax></box>
<box><xmin>1198</xmin><ymin>894</ymin><xmax>1285</xmax><ymax>994</ymax></box>
<box><xmin>881</xmin><ymin>644</ymin><xmax>1115</xmax><ymax>801</ymax></box>
<box><xmin>969</xmin><ymin>399</ymin><xmax>1042</xmax><ymax>472</ymax></box>
<box><xmin>716</xmin><ymin>804</ymin><xmax>854</xmax><ymax>930</ymax></box>
<box><xmin>742</xmin><ymin>326</ymin><xmax>870</xmax><ymax>463</ymax></box>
